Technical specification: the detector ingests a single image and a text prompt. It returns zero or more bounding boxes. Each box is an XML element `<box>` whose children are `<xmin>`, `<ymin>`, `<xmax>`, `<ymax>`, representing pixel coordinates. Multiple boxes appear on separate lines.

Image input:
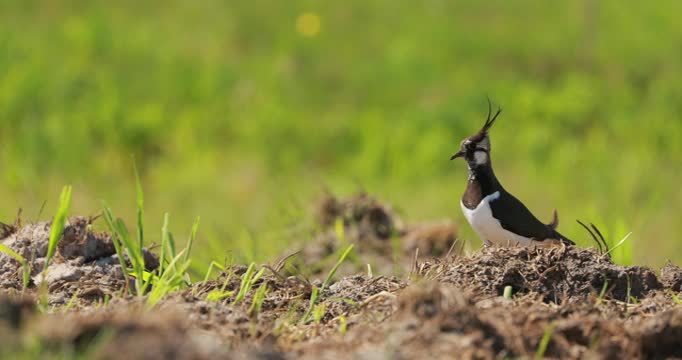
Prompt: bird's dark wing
<box><xmin>488</xmin><ymin>190</ymin><xmax>559</xmax><ymax>241</ymax></box>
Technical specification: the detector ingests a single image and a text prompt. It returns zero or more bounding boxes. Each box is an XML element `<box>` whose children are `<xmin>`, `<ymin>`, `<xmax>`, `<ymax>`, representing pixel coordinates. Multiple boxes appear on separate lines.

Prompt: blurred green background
<box><xmin>1</xmin><ymin>0</ymin><xmax>681</xmax><ymax>270</ymax></box>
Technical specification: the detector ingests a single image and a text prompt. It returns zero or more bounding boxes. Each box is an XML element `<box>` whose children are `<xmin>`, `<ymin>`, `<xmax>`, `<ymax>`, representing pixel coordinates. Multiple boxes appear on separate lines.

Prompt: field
<box><xmin>1</xmin><ymin>0</ymin><xmax>682</xmax><ymax>358</ymax></box>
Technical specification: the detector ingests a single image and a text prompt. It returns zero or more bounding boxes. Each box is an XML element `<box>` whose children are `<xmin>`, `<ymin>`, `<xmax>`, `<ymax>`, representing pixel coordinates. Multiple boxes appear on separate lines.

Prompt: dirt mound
<box><xmin>295</xmin><ymin>280</ymin><xmax>681</xmax><ymax>359</ymax></box>
<box><xmin>185</xmin><ymin>265</ymin><xmax>405</xmax><ymax>348</ymax></box>
<box><xmin>660</xmin><ymin>261</ymin><xmax>682</xmax><ymax>292</ymax></box>
<box><xmin>9</xmin><ymin>274</ymin><xmax>678</xmax><ymax>360</ymax></box>
<box><xmin>293</xmin><ymin>193</ymin><xmax>459</xmax><ymax>277</ymax></box>
<box><xmin>0</xmin><ymin>217</ymin><xmax>158</xmax><ymax>306</ymax></box>
<box><xmin>421</xmin><ymin>246</ymin><xmax>661</xmax><ymax>303</ymax></box>
<box><xmin>315</xmin><ymin>192</ymin><xmax>399</xmax><ymax>240</ymax></box>
<box><xmin>636</xmin><ymin>307</ymin><xmax>682</xmax><ymax>358</ymax></box>
<box><xmin>30</xmin><ymin>304</ymin><xmax>230</xmax><ymax>359</ymax></box>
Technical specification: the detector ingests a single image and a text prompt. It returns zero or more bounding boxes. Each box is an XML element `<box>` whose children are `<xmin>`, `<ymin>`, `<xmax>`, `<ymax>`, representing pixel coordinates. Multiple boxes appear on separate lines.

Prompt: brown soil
<box><xmin>0</xmin><ymin>217</ymin><xmax>158</xmax><ymax>306</ymax></box>
<box><xmin>661</xmin><ymin>261</ymin><xmax>682</xmax><ymax>292</ymax></box>
<box><xmin>424</xmin><ymin>246</ymin><xmax>662</xmax><ymax>303</ymax></box>
<box><xmin>1</xmin><ymin>194</ymin><xmax>682</xmax><ymax>359</ymax></box>
<box><xmin>293</xmin><ymin>192</ymin><xmax>460</xmax><ymax>277</ymax></box>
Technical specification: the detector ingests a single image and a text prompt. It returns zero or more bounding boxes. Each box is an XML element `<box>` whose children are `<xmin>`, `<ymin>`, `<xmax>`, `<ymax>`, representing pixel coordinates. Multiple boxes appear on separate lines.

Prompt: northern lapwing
<box><xmin>450</xmin><ymin>102</ymin><xmax>574</xmax><ymax>247</ymax></box>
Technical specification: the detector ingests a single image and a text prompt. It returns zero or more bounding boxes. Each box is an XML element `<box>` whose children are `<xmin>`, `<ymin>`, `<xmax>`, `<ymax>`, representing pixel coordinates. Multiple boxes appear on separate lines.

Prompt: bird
<box><xmin>450</xmin><ymin>101</ymin><xmax>574</xmax><ymax>248</ymax></box>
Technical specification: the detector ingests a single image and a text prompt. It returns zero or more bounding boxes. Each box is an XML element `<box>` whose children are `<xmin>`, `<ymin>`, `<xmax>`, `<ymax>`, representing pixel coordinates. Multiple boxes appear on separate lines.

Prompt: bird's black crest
<box><xmin>481</xmin><ymin>98</ymin><xmax>502</xmax><ymax>134</ymax></box>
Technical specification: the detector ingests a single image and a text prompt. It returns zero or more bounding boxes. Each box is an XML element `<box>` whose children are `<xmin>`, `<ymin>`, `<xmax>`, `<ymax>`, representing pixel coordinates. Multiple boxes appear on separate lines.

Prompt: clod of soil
<box><xmin>402</xmin><ymin>221</ymin><xmax>460</xmax><ymax>258</ymax></box>
<box><xmin>57</xmin><ymin>217</ymin><xmax>116</xmax><ymax>261</ymax></box>
<box><xmin>391</xmin><ymin>282</ymin><xmax>506</xmax><ymax>358</ymax></box>
<box><xmin>295</xmin><ymin>193</ymin><xmax>460</xmax><ymax>278</ymax></box>
<box><xmin>660</xmin><ymin>261</ymin><xmax>682</xmax><ymax>292</ymax></box>
<box><xmin>0</xmin><ymin>222</ymin><xmax>18</xmax><ymax>241</ymax></box>
<box><xmin>0</xmin><ymin>295</ymin><xmax>35</xmax><ymax>329</ymax></box>
<box><xmin>636</xmin><ymin>307</ymin><xmax>682</xmax><ymax>359</ymax></box>
<box><xmin>0</xmin><ymin>217</ymin><xmax>159</xmax><ymax>306</ymax></box>
<box><xmin>315</xmin><ymin>192</ymin><xmax>401</xmax><ymax>237</ymax></box>
<box><xmin>424</xmin><ymin>246</ymin><xmax>662</xmax><ymax>303</ymax></box>
<box><xmin>31</xmin><ymin>305</ymin><xmax>229</xmax><ymax>359</ymax></box>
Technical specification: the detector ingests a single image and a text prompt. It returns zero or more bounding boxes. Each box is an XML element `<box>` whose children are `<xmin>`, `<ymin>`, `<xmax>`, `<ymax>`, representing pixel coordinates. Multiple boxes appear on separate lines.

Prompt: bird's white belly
<box><xmin>461</xmin><ymin>192</ymin><xmax>534</xmax><ymax>247</ymax></box>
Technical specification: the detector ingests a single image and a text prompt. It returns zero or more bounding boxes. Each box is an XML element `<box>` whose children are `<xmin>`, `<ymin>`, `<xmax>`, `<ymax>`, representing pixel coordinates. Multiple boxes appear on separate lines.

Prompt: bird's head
<box><xmin>450</xmin><ymin>101</ymin><xmax>501</xmax><ymax>168</ymax></box>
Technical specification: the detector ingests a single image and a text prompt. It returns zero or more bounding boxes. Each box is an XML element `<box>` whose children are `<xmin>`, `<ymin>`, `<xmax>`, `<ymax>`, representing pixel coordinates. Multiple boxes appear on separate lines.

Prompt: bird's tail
<box><xmin>555</xmin><ymin>232</ymin><xmax>575</xmax><ymax>246</ymax></box>
<box><xmin>546</xmin><ymin>209</ymin><xmax>559</xmax><ymax>230</ymax></box>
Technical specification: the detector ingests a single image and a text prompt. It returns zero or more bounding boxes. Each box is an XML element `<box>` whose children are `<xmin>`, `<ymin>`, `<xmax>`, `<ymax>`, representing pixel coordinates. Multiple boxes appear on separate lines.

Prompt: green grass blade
<box><xmin>603</xmin><ymin>232</ymin><xmax>632</xmax><ymax>260</ymax></box>
<box><xmin>202</xmin><ymin>261</ymin><xmax>225</xmax><ymax>283</ymax></box>
<box><xmin>140</xmin><ymin>268</ymin><xmax>154</xmax><ymax>295</ymax></box>
<box><xmin>133</xmin><ymin>160</ymin><xmax>144</xmax><ymax>251</ymax></box>
<box><xmin>503</xmin><ymin>285</ymin><xmax>513</xmax><ymax>300</ymax></box>
<box><xmin>45</xmin><ymin>186</ymin><xmax>72</xmax><ymax>268</ymax></box>
<box><xmin>249</xmin><ymin>283</ymin><xmax>269</xmax><ymax>316</ymax></box>
<box><xmin>313</xmin><ymin>302</ymin><xmax>326</xmax><ymax>324</ymax></box>
<box><xmin>301</xmin><ymin>244</ymin><xmax>355</xmax><ymax>324</ymax></box>
<box><xmin>163</xmin><ymin>226</ymin><xmax>177</xmax><ymax>262</ymax></box>
<box><xmin>300</xmin><ymin>287</ymin><xmax>319</xmax><ymax>324</ymax></box>
<box><xmin>184</xmin><ymin>216</ymin><xmax>200</xmax><ymax>264</ymax></box>
<box><xmin>322</xmin><ymin>244</ymin><xmax>354</xmax><ymax>291</ymax></box>
<box><xmin>0</xmin><ymin>243</ymin><xmax>30</xmax><ymax>290</ymax></box>
<box><xmin>113</xmin><ymin>217</ymin><xmax>146</xmax><ymax>295</ymax></box>
<box><xmin>206</xmin><ymin>290</ymin><xmax>235</xmax><ymax>302</ymax></box>
<box><xmin>0</xmin><ymin>243</ymin><xmax>26</xmax><ymax>264</ymax></box>
<box><xmin>21</xmin><ymin>264</ymin><xmax>31</xmax><ymax>290</ymax></box>
<box><xmin>334</xmin><ymin>217</ymin><xmax>345</xmax><ymax>244</ymax></box>
<box><xmin>160</xmin><ymin>212</ymin><xmax>170</xmax><ymax>274</ymax></box>
<box><xmin>102</xmin><ymin>206</ymin><xmax>130</xmax><ymax>282</ymax></box>
<box><xmin>148</xmin><ymin>262</ymin><xmax>191</xmax><ymax>307</ymax></box>
<box><xmin>234</xmin><ymin>263</ymin><xmax>257</xmax><ymax>304</ymax></box>
<box><xmin>339</xmin><ymin>315</ymin><xmax>347</xmax><ymax>334</ymax></box>
<box><xmin>204</xmin><ymin>265</ymin><xmax>237</xmax><ymax>301</ymax></box>
<box><xmin>114</xmin><ymin>218</ymin><xmax>143</xmax><ymax>273</ymax></box>
<box><xmin>535</xmin><ymin>322</ymin><xmax>556</xmax><ymax>360</ymax></box>
<box><xmin>146</xmin><ymin>249</ymin><xmax>189</xmax><ymax>307</ymax></box>
<box><xmin>161</xmin><ymin>249</ymin><xmax>189</xmax><ymax>282</ymax></box>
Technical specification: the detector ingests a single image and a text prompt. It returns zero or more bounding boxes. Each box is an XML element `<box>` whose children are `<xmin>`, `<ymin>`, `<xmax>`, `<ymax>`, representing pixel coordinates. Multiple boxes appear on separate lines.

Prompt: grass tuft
<box><xmin>102</xmin><ymin>206</ymin><xmax>147</xmax><ymax>297</ymax></box>
<box><xmin>300</xmin><ymin>244</ymin><xmax>354</xmax><ymax>324</ymax></box>
<box><xmin>147</xmin><ymin>249</ymin><xmax>191</xmax><ymax>307</ymax></box>
<box><xmin>249</xmin><ymin>282</ymin><xmax>269</xmax><ymax>316</ymax></box>
<box><xmin>233</xmin><ymin>263</ymin><xmax>266</xmax><ymax>304</ymax></box>
<box><xmin>102</xmin><ymin>169</ymin><xmax>199</xmax><ymax>304</ymax></box>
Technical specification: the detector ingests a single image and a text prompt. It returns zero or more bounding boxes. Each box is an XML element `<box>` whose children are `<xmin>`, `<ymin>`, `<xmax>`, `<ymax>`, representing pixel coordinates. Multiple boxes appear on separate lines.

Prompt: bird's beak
<box><xmin>450</xmin><ymin>150</ymin><xmax>465</xmax><ymax>160</ymax></box>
